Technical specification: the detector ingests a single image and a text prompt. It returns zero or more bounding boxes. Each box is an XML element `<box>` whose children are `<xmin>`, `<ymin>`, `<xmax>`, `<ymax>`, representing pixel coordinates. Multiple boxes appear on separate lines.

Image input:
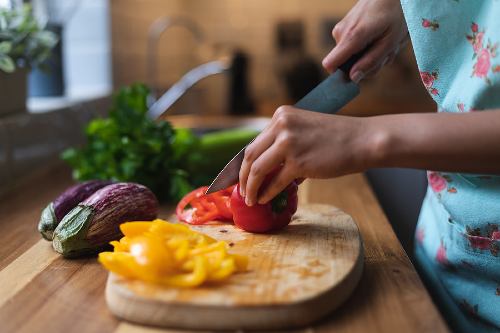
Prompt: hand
<box><xmin>238</xmin><ymin>106</ymin><xmax>378</xmax><ymax>206</ymax></box>
<box><xmin>322</xmin><ymin>0</ymin><xmax>408</xmax><ymax>82</ymax></box>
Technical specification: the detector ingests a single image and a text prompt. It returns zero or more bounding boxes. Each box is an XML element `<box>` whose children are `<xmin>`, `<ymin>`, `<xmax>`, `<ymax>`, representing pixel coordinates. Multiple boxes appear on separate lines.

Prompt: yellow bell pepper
<box><xmin>98</xmin><ymin>219</ymin><xmax>247</xmax><ymax>287</ymax></box>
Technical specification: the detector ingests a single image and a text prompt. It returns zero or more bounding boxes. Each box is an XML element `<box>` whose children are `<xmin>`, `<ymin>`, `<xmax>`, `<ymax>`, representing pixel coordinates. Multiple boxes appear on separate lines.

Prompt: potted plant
<box><xmin>0</xmin><ymin>4</ymin><xmax>57</xmax><ymax>116</ymax></box>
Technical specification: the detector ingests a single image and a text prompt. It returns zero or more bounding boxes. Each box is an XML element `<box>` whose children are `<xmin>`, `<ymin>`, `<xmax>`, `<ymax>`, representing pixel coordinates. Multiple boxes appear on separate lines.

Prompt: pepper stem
<box><xmin>271</xmin><ymin>190</ymin><xmax>288</xmax><ymax>213</ymax></box>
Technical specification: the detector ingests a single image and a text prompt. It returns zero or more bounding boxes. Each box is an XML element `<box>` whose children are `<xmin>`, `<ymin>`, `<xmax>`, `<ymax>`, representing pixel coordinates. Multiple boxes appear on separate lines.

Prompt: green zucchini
<box><xmin>189</xmin><ymin>128</ymin><xmax>258</xmax><ymax>185</ymax></box>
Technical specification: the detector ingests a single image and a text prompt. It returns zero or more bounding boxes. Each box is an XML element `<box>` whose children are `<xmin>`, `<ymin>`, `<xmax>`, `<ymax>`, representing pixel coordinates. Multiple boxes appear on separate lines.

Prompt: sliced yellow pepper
<box><xmin>161</xmin><ymin>256</ymin><xmax>208</xmax><ymax>288</ymax></box>
<box><xmin>99</xmin><ymin>252</ymin><xmax>140</xmax><ymax>279</ymax></box>
<box><xmin>120</xmin><ymin>221</ymin><xmax>154</xmax><ymax>237</ymax></box>
<box><xmin>98</xmin><ymin>219</ymin><xmax>247</xmax><ymax>288</ymax></box>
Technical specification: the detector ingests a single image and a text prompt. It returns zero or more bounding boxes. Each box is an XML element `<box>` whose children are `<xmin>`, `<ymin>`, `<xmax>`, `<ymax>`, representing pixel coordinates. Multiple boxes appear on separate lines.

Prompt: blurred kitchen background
<box><xmin>0</xmin><ymin>0</ymin><xmax>434</xmax><ymax>254</ymax></box>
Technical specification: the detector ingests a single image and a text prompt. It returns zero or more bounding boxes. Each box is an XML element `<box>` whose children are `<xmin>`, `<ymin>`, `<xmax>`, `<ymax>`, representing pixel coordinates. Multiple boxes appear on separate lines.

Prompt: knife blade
<box><xmin>206</xmin><ymin>55</ymin><xmax>362</xmax><ymax>194</ymax></box>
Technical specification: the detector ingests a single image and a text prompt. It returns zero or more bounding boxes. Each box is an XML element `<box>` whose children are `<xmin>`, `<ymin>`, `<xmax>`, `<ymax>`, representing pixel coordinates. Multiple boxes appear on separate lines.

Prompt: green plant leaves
<box><xmin>0</xmin><ymin>55</ymin><xmax>15</xmax><ymax>73</ymax></box>
<box><xmin>61</xmin><ymin>83</ymin><xmax>258</xmax><ymax>202</ymax></box>
<box><xmin>61</xmin><ymin>83</ymin><xmax>200</xmax><ymax>202</ymax></box>
<box><xmin>0</xmin><ymin>41</ymin><xmax>12</xmax><ymax>54</ymax></box>
<box><xmin>0</xmin><ymin>4</ymin><xmax>58</xmax><ymax>73</ymax></box>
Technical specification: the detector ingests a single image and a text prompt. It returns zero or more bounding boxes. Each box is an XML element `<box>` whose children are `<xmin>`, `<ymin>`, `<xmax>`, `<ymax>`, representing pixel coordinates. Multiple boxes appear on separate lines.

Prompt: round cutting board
<box><xmin>105</xmin><ymin>203</ymin><xmax>364</xmax><ymax>330</ymax></box>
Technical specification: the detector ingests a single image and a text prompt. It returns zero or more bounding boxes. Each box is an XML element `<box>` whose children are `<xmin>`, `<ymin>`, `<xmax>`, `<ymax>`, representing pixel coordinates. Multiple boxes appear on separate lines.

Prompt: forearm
<box><xmin>367</xmin><ymin>110</ymin><xmax>500</xmax><ymax>173</ymax></box>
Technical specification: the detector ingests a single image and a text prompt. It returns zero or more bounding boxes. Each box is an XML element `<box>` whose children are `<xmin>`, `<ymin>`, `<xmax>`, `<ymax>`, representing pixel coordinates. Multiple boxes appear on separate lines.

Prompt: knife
<box><xmin>206</xmin><ymin>54</ymin><xmax>362</xmax><ymax>194</ymax></box>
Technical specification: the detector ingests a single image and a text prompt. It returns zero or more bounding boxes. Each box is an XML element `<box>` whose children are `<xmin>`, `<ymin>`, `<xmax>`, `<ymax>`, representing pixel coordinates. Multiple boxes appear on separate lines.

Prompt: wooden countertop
<box><xmin>0</xmin><ymin>163</ymin><xmax>449</xmax><ymax>333</ymax></box>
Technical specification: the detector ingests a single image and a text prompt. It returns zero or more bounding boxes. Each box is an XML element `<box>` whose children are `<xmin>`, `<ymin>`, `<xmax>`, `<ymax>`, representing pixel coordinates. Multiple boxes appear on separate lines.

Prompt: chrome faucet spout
<box><xmin>146</xmin><ymin>59</ymin><xmax>231</xmax><ymax>120</ymax></box>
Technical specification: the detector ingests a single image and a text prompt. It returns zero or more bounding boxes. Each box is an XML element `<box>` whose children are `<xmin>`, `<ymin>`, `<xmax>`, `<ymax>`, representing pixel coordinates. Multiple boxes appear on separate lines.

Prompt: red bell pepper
<box><xmin>230</xmin><ymin>176</ymin><xmax>298</xmax><ymax>233</ymax></box>
<box><xmin>176</xmin><ymin>174</ymin><xmax>298</xmax><ymax>233</ymax></box>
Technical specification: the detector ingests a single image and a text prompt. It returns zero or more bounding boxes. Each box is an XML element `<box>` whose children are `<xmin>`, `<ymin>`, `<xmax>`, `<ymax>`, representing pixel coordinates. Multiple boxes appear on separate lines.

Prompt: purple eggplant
<box><xmin>38</xmin><ymin>180</ymin><xmax>113</xmax><ymax>240</ymax></box>
<box><xmin>52</xmin><ymin>182</ymin><xmax>159</xmax><ymax>258</ymax></box>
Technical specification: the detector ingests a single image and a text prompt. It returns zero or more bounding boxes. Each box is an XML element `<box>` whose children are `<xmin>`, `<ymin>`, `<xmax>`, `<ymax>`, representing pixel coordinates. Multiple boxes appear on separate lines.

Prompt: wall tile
<box><xmin>64</xmin><ymin>1</ymin><xmax>110</xmax><ymax>42</ymax></box>
<box><xmin>62</xmin><ymin>0</ymin><xmax>112</xmax><ymax>96</ymax></box>
<box><xmin>111</xmin><ymin>0</ymin><xmax>427</xmax><ymax>115</ymax></box>
<box><xmin>111</xmin><ymin>0</ymin><xmax>355</xmax><ymax>98</ymax></box>
<box><xmin>64</xmin><ymin>50</ymin><xmax>112</xmax><ymax>96</ymax></box>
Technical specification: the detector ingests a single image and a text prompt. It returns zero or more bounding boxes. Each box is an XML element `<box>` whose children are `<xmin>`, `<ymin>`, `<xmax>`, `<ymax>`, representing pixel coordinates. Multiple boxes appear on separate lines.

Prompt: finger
<box><xmin>322</xmin><ymin>27</ymin><xmax>370</xmax><ymax>73</ymax></box>
<box><xmin>240</xmin><ymin>105</ymin><xmax>293</xmax><ymax>197</ymax></box>
<box><xmin>258</xmin><ymin>164</ymin><xmax>296</xmax><ymax>205</ymax></box>
<box><xmin>238</xmin><ymin>128</ymin><xmax>276</xmax><ymax>198</ymax></box>
<box><xmin>244</xmin><ymin>144</ymin><xmax>285</xmax><ymax>207</ymax></box>
<box><xmin>349</xmin><ymin>37</ymin><xmax>395</xmax><ymax>80</ymax></box>
<box><xmin>330</xmin><ymin>22</ymin><xmax>345</xmax><ymax>46</ymax></box>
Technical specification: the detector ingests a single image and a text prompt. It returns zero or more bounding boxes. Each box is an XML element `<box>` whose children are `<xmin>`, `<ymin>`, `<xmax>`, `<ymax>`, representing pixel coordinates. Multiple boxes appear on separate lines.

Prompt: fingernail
<box><xmin>257</xmin><ymin>197</ymin><xmax>267</xmax><ymax>205</ymax></box>
<box><xmin>322</xmin><ymin>58</ymin><xmax>333</xmax><ymax>72</ymax></box>
<box><xmin>240</xmin><ymin>186</ymin><xmax>245</xmax><ymax>197</ymax></box>
<box><xmin>351</xmin><ymin>71</ymin><xmax>364</xmax><ymax>84</ymax></box>
<box><xmin>321</xmin><ymin>57</ymin><xmax>329</xmax><ymax>68</ymax></box>
<box><xmin>245</xmin><ymin>197</ymin><xmax>253</xmax><ymax>207</ymax></box>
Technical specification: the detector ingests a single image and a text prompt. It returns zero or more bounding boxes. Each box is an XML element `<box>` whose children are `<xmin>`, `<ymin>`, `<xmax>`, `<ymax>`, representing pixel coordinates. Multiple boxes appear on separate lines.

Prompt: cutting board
<box><xmin>105</xmin><ymin>203</ymin><xmax>364</xmax><ymax>330</ymax></box>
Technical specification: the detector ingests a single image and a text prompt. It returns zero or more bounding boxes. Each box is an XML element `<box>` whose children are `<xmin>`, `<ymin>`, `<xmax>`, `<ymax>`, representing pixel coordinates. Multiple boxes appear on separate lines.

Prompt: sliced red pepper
<box><xmin>176</xmin><ymin>185</ymin><xmax>235</xmax><ymax>225</ymax></box>
<box><xmin>211</xmin><ymin>187</ymin><xmax>233</xmax><ymax>220</ymax></box>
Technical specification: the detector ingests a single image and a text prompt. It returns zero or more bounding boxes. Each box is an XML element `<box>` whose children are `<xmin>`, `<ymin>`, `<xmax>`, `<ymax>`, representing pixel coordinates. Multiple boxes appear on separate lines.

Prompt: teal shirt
<box><xmin>400</xmin><ymin>0</ymin><xmax>500</xmax><ymax>331</ymax></box>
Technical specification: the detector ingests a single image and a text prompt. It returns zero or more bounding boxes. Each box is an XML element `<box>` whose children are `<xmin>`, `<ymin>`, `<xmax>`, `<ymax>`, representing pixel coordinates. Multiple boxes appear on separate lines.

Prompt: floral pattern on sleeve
<box><xmin>457</xmin><ymin>102</ymin><xmax>482</xmax><ymax>112</ymax></box>
<box><xmin>402</xmin><ymin>0</ymin><xmax>500</xmax><ymax>329</ymax></box>
<box><xmin>457</xmin><ymin>102</ymin><xmax>477</xmax><ymax>112</ymax></box>
<box><xmin>436</xmin><ymin>239</ymin><xmax>450</xmax><ymax>266</ymax></box>
<box><xmin>465</xmin><ymin>224</ymin><xmax>500</xmax><ymax>256</ymax></box>
<box><xmin>427</xmin><ymin>172</ymin><xmax>457</xmax><ymax>194</ymax></box>
<box><xmin>459</xmin><ymin>300</ymin><xmax>480</xmax><ymax>319</ymax></box>
<box><xmin>466</xmin><ymin>22</ymin><xmax>499</xmax><ymax>84</ymax></box>
<box><xmin>420</xmin><ymin>71</ymin><xmax>439</xmax><ymax>95</ymax></box>
<box><xmin>416</xmin><ymin>227</ymin><xmax>425</xmax><ymax>245</ymax></box>
<box><xmin>422</xmin><ymin>18</ymin><xmax>439</xmax><ymax>31</ymax></box>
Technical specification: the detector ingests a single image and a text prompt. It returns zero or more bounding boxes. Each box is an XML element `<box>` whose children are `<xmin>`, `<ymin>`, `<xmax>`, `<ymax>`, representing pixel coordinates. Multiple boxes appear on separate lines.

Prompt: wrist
<box><xmin>361</xmin><ymin>116</ymin><xmax>394</xmax><ymax>169</ymax></box>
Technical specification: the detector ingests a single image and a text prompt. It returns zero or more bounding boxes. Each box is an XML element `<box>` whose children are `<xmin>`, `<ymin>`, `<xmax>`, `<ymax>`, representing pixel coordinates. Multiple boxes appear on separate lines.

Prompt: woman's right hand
<box><xmin>322</xmin><ymin>0</ymin><xmax>408</xmax><ymax>83</ymax></box>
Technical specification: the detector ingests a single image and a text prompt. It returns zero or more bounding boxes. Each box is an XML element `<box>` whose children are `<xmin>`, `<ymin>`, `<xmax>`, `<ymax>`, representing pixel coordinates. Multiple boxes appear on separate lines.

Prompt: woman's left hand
<box><xmin>238</xmin><ymin>106</ymin><xmax>379</xmax><ymax>206</ymax></box>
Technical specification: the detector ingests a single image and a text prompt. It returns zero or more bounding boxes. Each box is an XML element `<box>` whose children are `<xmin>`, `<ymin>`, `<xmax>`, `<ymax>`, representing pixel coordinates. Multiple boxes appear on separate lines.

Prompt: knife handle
<box><xmin>338</xmin><ymin>52</ymin><xmax>364</xmax><ymax>75</ymax></box>
<box><xmin>294</xmin><ymin>52</ymin><xmax>363</xmax><ymax>114</ymax></box>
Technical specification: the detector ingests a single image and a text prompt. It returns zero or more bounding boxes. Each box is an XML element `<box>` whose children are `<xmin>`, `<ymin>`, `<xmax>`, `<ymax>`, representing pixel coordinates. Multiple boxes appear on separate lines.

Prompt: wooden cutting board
<box><xmin>105</xmin><ymin>203</ymin><xmax>364</xmax><ymax>330</ymax></box>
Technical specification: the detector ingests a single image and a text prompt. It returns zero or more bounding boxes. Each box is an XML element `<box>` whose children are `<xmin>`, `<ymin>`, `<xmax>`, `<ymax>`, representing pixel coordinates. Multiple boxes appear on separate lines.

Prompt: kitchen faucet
<box><xmin>147</xmin><ymin>58</ymin><xmax>232</xmax><ymax>120</ymax></box>
<box><xmin>146</xmin><ymin>16</ymin><xmax>254</xmax><ymax>119</ymax></box>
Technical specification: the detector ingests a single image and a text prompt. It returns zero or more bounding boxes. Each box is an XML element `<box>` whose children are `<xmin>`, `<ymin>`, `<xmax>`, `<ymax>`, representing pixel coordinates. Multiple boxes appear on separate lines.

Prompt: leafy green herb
<box><xmin>62</xmin><ymin>84</ymin><xmax>199</xmax><ymax>202</ymax></box>
<box><xmin>63</xmin><ymin>83</ymin><xmax>259</xmax><ymax>202</ymax></box>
